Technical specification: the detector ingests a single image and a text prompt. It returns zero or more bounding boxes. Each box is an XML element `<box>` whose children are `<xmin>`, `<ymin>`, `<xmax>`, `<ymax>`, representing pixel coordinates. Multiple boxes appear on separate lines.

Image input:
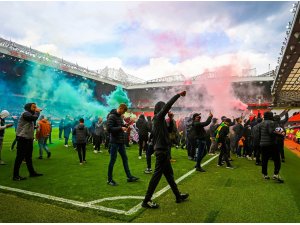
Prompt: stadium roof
<box><xmin>126</xmin><ymin>71</ymin><xmax>274</xmax><ymax>89</ymax></box>
<box><xmin>0</xmin><ymin>37</ymin><xmax>145</xmax><ymax>87</ymax></box>
<box><xmin>272</xmin><ymin>2</ymin><xmax>300</xmax><ymax>107</ymax></box>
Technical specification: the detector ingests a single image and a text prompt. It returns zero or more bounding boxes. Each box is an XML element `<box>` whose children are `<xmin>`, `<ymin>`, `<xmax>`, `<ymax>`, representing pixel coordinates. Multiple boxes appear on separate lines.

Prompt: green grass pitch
<box><xmin>0</xmin><ymin>128</ymin><xmax>299</xmax><ymax>222</ymax></box>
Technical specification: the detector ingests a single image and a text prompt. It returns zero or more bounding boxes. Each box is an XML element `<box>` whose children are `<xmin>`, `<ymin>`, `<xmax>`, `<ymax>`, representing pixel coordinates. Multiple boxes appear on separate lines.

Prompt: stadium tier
<box><xmin>0</xmin><ymin>50</ymin><xmax>273</xmax><ymax>118</ymax></box>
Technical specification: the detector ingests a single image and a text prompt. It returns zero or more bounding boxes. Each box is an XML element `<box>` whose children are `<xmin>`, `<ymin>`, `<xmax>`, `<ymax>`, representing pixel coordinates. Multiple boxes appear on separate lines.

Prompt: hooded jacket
<box><xmin>107</xmin><ymin>109</ymin><xmax>126</xmax><ymax>144</ymax></box>
<box><xmin>259</xmin><ymin>111</ymin><xmax>276</xmax><ymax>146</ymax></box>
<box><xmin>73</xmin><ymin>123</ymin><xmax>89</xmax><ymax>144</ymax></box>
<box><xmin>136</xmin><ymin>115</ymin><xmax>150</xmax><ymax>138</ymax></box>
<box><xmin>36</xmin><ymin>118</ymin><xmax>51</xmax><ymax>139</ymax></box>
<box><xmin>152</xmin><ymin>94</ymin><xmax>181</xmax><ymax>151</ymax></box>
<box><xmin>189</xmin><ymin>115</ymin><xmax>212</xmax><ymax>140</ymax></box>
<box><xmin>94</xmin><ymin>121</ymin><xmax>104</xmax><ymax>136</ymax></box>
<box><xmin>16</xmin><ymin>103</ymin><xmax>40</xmax><ymax>139</ymax></box>
<box><xmin>0</xmin><ymin>110</ymin><xmax>10</xmax><ymax>138</ymax></box>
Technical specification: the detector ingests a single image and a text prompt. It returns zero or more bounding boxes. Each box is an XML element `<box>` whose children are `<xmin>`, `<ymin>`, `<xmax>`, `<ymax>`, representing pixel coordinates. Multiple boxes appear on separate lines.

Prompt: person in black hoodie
<box><xmin>13</xmin><ymin>103</ymin><xmax>43</xmax><ymax>181</ymax></box>
<box><xmin>251</xmin><ymin>118</ymin><xmax>262</xmax><ymax>165</ymax></box>
<box><xmin>107</xmin><ymin>103</ymin><xmax>139</xmax><ymax>186</ymax></box>
<box><xmin>136</xmin><ymin>114</ymin><xmax>149</xmax><ymax>159</ymax></box>
<box><xmin>259</xmin><ymin>111</ymin><xmax>283</xmax><ymax>182</ymax></box>
<box><xmin>190</xmin><ymin>112</ymin><xmax>213</xmax><ymax>172</ymax></box>
<box><xmin>217</xmin><ymin>118</ymin><xmax>234</xmax><ymax>169</ymax></box>
<box><xmin>73</xmin><ymin>118</ymin><xmax>89</xmax><ymax>165</ymax></box>
<box><xmin>142</xmin><ymin>91</ymin><xmax>189</xmax><ymax>209</ymax></box>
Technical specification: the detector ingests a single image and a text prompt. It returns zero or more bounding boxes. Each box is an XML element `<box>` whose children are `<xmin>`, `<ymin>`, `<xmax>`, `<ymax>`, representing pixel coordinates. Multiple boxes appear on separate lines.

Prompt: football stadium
<box><xmin>0</xmin><ymin>1</ymin><xmax>300</xmax><ymax>223</ymax></box>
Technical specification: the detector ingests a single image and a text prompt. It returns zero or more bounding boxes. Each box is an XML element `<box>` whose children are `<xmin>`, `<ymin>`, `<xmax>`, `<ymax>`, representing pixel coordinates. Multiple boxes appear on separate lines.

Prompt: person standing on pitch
<box><xmin>13</xmin><ymin>103</ymin><xmax>43</xmax><ymax>181</ymax></box>
<box><xmin>142</xmin><ymin>91</ymin><xmax>189</xmax><ymax>209</ymax></box>
<box><xmin>191</xmin><ymin>111</ymin><xmax>213</xmax><ymax>172</ymax></box>
<box><xmin>73</xmin><ymin>118</ymin><xmax>89</xmax><ymax>165</ymax></box>
<box><xmin>107</xmin><ymin>103</ymin><xmax>139</xmax><ymax>186</ymax></box>
<box><xmin>0</xmin><ymin>110</ymin><xmax>14</xmax><ymax>165</ymax></box>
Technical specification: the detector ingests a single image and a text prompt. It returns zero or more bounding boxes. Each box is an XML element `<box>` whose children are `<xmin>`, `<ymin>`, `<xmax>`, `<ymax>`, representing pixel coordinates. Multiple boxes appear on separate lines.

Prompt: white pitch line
<box><xmin>0</xmin><ymin>154</ymin><xmax>218</xmax><ymax>216</ymax></box>
<box><xmin>0</xmin><ymin>185</ymin><xmax>126</xmax><ymax>215</ymax></box>
<box><xmin>86</xmin><ymin>195</ymin><xmax>144</xmax><ymax>205</ymax></box>
<box><xmin>125</xmin><ymin>154</ymin><xmax>219</xmax><ymax>215</ymax></box>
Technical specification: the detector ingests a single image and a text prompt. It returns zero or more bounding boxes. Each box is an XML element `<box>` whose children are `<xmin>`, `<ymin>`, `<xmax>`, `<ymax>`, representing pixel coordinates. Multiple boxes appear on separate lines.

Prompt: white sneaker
<box><xmin>138</xmin><ymin>156</ymin><xmax>142</xmax><ymax>159</ymax></box>
<box><xmin>93</xmin><ymin>150</ymin><xmax>98</xmax><ymax>154</ymax></box>
<box><xmin>99</xmin><ymin>150</ymin><xmax>103</xmax><ymax>153</ymax></box>
<box><xmin>144</xmin><ymin>168</ymin><xmax>152</xmax><ymax>174</ymax></box>
<box><xmin>226</xmin><ymin>166</ymin><xmax>234</xmax><ymax>169</ymax></box>
<box><xmin>64</xmin><ymin>145</ymin><xmax>69</xmax><ymax>147</ymax></box>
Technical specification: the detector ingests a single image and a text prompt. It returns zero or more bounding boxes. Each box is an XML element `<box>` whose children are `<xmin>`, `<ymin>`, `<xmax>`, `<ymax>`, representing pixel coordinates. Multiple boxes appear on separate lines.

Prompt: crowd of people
<box><xmin>0</xmin><ymin>91</ymin><xmax>297</xmax><ymax>209</ymax></box>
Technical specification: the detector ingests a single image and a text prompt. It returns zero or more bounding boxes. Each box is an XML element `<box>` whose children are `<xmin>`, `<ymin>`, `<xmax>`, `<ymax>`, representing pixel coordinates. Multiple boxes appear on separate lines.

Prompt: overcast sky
<box><xmin>0</xmin><ymin>1</ymin><xmax>295</xmax><ymax>80</ymax></box>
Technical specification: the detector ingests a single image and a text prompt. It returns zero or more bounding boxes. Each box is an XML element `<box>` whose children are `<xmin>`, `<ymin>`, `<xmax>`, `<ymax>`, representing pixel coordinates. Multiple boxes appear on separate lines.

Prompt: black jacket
<box><xmin>259</xmin><ymin>120</ymin><xmax>276</xmax><ymax>146</ymax></box>
<box><xmin>217</xmin><ymin>125</ymin><xmax>230</xmax><ymax>144</ymax></box>
<box><xmin>251</xmin><ymin>123</ymin><xmax>261</xmax><ymax>146</ymax></box>
<box><xmin>136</xmin><ymin>116</ymin><xmax>149</xmax><ymax>138</ymax></box>
<box><xmin>189</xmin><ymin>116</ymin><xmax>212</xmax><ymax>140</ymax></box>
<box><xmin>233</xmin><ymin>123</ymin><xmax>244</xmax><ymax>140</ymax></box>
<box><xmin>107</xmin><ymin>109</ymin><xmax>126</xmax><ymax>144</ymax></box>
<box><xmin>153</xmin><ymin>94</ymin><xmax>181</xmax><ymax>150</ymax></box>
<box><xmin>73</xmin><ymin>124</ymin><xmax>89</xmax><ymax>144</ymax></box>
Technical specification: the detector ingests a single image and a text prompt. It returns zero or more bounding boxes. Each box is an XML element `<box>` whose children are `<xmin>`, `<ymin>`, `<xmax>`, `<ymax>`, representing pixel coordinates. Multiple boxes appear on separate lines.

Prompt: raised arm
<box><xmin>156</xmin><ymin>91</ymin><xmax>186</xmax><ymax>120</ymax></box>
<box><xmin>23</xmin><ymin>111</ymin><xmax>40</xmax><ymax>122</ymax></box>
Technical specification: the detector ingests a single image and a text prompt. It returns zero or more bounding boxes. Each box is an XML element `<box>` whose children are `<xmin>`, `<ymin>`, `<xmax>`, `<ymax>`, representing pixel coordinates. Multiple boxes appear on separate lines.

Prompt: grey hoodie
<box><xmin>16</xmin><ymin>103</ymin><xmax>40</xmax><ymax>139</ymax></box>
<box><xmin>0</xmin><ymin>110</ymin><xmax>10</xmax><ymax>139</ymax></box>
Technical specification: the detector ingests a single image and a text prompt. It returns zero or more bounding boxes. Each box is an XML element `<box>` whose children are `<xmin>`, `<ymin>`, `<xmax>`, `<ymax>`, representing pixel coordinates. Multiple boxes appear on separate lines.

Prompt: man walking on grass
<box><xmin>107</xmin><ymin>103</ymin><xmax>139</xmax><ymax>186</ymax></box>
<box><xmin>13</xmin><ymin>103</ymin><xmax>43</xmax><ymax>181</ymax></box>
<box><xmin>142</xmin><ymin>91</ymin><xmax>189</xmax><ymax>209</ymax></box>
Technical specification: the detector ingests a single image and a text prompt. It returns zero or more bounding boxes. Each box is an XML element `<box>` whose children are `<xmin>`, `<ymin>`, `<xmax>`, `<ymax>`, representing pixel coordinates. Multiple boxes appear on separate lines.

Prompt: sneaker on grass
<box><xmin>195</xmin><ymin>167</ymin><xmax>206</xmax><ymax>172</ymax></box>
<box><xmin>30</xmin><ymin>173</ymin><xmax>43</xmax><ymax>177</ymax></box>
<box><xmin>142</xmin><ymin>200</ymin><xmax>159</xmax><ymax>209</ymax></box>
<box><xmin>144</xmin><ymin>168</ymin><xmax>152</xmax><ymax>174</ymax></box>
<box><xmin>127</xmin><ymin>176</ymin><xmax>139</xmax><ymax>182</ymax></box>
<box><xmin>263</xmin><ymin>174</ymin><xmax>270</xmax><ymax>180</ymax></box>
<box><xmin>226</xmin><ymin>166</ymin><xmax>234</xmax><ymax>169</ymax></box>
<box><xmin>13</xmin><ymin>176</ymin><xmax>26</xmax><ymax>181</ymax></box>
<box><xmin>107</xmin><ymin>180</ymin><xmax>118</xmax><ymax>186</ymax></box>
<box><xmin>176</xmin><ymin>193</ymin><xmax>189</xmax><ymax>203</ymax></box>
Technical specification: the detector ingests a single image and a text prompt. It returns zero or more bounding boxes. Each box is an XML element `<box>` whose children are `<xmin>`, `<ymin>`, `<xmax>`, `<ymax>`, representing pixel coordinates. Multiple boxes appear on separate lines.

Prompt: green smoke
<box><xmin>104</xmin><ymin>85</ymin><xmax>132</xmax><ymax>109</ymax></box>
<box><xmin>21</xmin><ymin>64</ymin><xmax>131</xmax><ymax>119</ymax></box>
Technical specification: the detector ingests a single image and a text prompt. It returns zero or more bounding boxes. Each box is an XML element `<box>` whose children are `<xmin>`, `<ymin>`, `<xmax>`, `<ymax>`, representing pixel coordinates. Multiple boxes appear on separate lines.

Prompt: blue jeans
<box><xmin>108</xmin><ymin>143</ymin><xmax>132</xmax><ymax>181</ymax></box>
<box><xmin>195</xmin><ymin>139</ymin><xmax>207</xmax><ymax>168</ymax></box>
<box><xmin>38</xmin><ymin>137</ymin><xmax>49</xmax><ymax>157</ymax></box>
